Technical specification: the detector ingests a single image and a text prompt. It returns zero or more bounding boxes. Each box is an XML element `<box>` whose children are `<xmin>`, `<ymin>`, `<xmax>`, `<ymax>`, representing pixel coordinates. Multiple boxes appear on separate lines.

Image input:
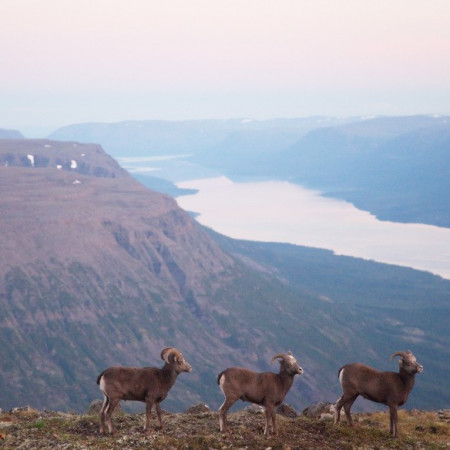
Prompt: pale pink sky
<box><xmin>1</xmin><ymin>0</ymin><xmax>450</xmax><ymax>134</ymax></box>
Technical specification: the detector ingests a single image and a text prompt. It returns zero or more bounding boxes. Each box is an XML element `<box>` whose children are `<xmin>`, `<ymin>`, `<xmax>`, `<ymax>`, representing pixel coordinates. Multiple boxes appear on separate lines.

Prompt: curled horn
<box><xmin>390</xmin><ymin>351</ymin><xmax>409</xmax><ymax>361</ymax></box>
<box><xmin>161</xmin><ymin>347</ymin><xmax>181</xmax><ymax>363</ymax></box>
<box><xmin>271</xmin><ymin>353</ymin><xmax>287</xmax><ymax>364</ymax></box>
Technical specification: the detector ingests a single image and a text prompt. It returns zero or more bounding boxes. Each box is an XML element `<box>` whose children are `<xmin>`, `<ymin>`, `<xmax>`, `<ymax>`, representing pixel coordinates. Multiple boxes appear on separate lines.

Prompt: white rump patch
<box><xmin>71</xmin><ymin>160</ymin><xmax>77</xmax><ymax>169</ymax></box>
<box><xmin>219</xmin><ymin>373</ymin><xmax>226</xmax><ymax>394</ymax></box>
<box><xmin>56</xmin><ymin>165</ymin><xmax>62</xmax><ymax>170</ymax></box>
<box><xmin>27</xmin><ymin>154</ymin><xmax>35</xmax><ymax>167</ymax></box>
<box><xmin>99</xmin><ymin>376</ymin><xmax>106</xmax><ymax>393</ymax></box>
<box><xmin>339</xmin><ymin>368</ymin><xmax>345</xmax><ymax>385</ymax></box>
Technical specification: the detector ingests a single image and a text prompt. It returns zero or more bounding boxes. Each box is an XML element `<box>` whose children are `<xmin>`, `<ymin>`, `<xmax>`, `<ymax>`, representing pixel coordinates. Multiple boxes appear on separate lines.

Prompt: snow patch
<box><xmin>56</xmin><ymin>165</ymin><xmax>62</xmax><ymax>170</ymax></box>
<box><xmin>73</xmin><ymin>179</ymin><xmax>81</xmax><ymax>185</ymax></box>
<box><xmin>71</xmin><ymin>160</ymin><xmax>77</xmax><ymax>169</ymax></box>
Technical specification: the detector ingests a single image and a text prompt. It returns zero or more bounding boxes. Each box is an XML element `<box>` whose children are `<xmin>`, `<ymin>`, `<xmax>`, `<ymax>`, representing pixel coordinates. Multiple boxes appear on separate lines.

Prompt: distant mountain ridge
<box><xmin>279</xmin><ymin>117</ymin><xmax>450</xmax><ymax>227</ymax></box>
<box><xmin>0</xmin><ymin>128</ymin><xmax>24</xmax><ymax>139</ymax></box>
<box><xmin>48</xmin><ymin>117</ymin><xmax>359</xmax><ymax>157</ymax></box>
<box><xmin>48</xmin><ymin>115</ymin><xmax>450</xmax><ymax>227</ymax></box>
<box><xmin>192</xmin><ymin>115</ymin><xmax>450</xmax><ymax>227</ymax></box>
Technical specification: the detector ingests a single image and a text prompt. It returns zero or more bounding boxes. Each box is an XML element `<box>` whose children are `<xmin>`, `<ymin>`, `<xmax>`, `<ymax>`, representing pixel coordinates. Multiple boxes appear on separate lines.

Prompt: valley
<box><xmin>0</xmin><ymin>120</ymin><xmax>449</xmax><ymax>416</ymax></box>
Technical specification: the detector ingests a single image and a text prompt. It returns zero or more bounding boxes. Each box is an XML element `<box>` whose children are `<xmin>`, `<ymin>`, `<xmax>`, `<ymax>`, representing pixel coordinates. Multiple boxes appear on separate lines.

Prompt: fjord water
<box><xmin>176</xmin><ymin>176</ymin><xmax>450</xmax><ymax>280</ymax></box>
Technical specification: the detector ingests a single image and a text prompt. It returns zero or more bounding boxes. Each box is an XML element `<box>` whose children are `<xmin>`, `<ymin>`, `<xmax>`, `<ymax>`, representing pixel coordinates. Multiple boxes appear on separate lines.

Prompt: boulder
<box><xmin>277</xmin><ymin>403</ymin><xmax>298</xmax><ymax>418</ymax></box>
<box><xmin>184</xmin><ymin>403</ymin><xmax>211</xmax><ymax>414</ymax></box>
<box><xmin>302</xmin><ymin>402</ymin><xmax>336</xmax><ymax>420</ymax></box>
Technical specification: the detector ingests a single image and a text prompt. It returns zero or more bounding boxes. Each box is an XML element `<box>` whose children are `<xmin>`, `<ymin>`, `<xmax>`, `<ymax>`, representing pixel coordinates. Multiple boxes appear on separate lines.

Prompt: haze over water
<box><xmin>176</xmin><ymin>176</ymin><xmax>450</xmax><ymax>280</ymax></box>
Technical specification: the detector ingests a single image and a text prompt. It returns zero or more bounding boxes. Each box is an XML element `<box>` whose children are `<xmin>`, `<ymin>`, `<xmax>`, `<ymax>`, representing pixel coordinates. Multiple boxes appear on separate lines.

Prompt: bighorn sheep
<box><xmin>217</xmin><ymin>352</ymin><xmax>304</xmax><ymax>436</ymax></box>
<box><xmin>96</xmin><ymin>347</ymin><xmax>192</xmax><ymax>435</ymax></box>
<box><xmin>335</xmin><ymin>350</ymin><xmax>423</xmax><ymax>437</ymax></box>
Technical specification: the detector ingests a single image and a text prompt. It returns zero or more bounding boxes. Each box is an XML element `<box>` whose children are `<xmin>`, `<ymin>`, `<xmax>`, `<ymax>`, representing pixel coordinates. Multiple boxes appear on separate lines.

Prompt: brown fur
<box><xmin>335</xmin><ymin>350</ymin><xmax>423</xmax><ymax>438</ymax></box>
<box><xmin>97</xmin><ymin>347</ymin><xmax>192</xmax><ymax>435</ymax></box>
<box><xmin>218</xmin><ymin>352</ymin><xmax>303</xmax><ymax>436</ymax></box>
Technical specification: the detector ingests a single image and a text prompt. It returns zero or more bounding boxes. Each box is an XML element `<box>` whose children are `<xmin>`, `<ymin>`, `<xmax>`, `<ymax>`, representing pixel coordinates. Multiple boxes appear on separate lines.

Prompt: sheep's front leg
<box><xmin>155</xmin><ymin>403</ymin><xmax>163</xmax><ymax>428</ymax></box>
<box><xmin>144</xmin><ymin>401</ymin><xmax>153</xmax><ymax>435</ymax></box>
<box><xmin>271</xmin><ymin>409</ymin><xmax>278</xmax><ymax>436</ymax></box>
<box><xmin>389</xmin><ymin>405</ymin><xmax>398</xmax><ymax>438</ymax></box>
<box><xmin>264</xmin><ymin>406</ymin><xmax>274</xmax><ymax>437</ymax></box>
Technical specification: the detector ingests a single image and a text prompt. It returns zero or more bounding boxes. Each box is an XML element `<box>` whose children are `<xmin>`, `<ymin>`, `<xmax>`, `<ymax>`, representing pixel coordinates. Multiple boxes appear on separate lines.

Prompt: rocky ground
<box><xmin>0</xmin><ymin>405</ymin><xmax>449</xmax><ymax>449</ymax></box>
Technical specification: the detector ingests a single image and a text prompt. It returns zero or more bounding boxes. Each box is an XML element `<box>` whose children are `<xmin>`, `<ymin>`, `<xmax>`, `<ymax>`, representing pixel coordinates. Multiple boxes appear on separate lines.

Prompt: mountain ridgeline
<box><xmin>0</xmin><ymin>133</ymin><xmax>449</xmax><ymax>415</ymax></box>
<box><xmin>49</xmin><ymin>115</ymin><xmax>450</xmax><ymax>227</ymax></box>
<box><xmin>0</xmin><ymin>127</ymin><xmax>24</xmax><ymax>139</ymax></box>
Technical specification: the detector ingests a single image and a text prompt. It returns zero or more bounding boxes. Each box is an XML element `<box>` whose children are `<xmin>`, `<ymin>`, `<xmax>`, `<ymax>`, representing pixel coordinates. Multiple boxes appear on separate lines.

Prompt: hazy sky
<box><xmin>1</xmin><ymin>0</ymin><xmax>450</xmax><ymax>134</ymax></box>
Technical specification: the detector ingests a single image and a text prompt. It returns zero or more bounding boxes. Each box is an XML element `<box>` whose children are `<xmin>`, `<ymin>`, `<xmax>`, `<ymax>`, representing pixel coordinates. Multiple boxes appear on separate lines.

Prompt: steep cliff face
<box><xmin>0</xmin><ymin>167</ymin><xmax>232</xmax><ymax>294</ymax></box>
<box><xmin>0</xmin><ymin>138</ymin><xmax>126</xmax><ymax>178</ymax></box>
<box><xmin>0</xmin><ymin>140</ymin><xmax>238</xmax><ymax>410</ymax></box>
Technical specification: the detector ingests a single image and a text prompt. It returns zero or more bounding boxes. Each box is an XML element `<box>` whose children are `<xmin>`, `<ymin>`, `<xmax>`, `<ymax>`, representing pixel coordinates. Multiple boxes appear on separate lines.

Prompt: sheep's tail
<box><xmin>337</xmin><ymin>366</ymin><xmax>346</xmax><ymax>385</ymax></box>
<box><xmin>217</xmin><ymin>370</ymin><xmax>226</xmax><ymax>385</ymax></box>
<box><xmin>97</xmin><ymin>370</ymin><xmax>106</xmax><ymax>385</ymax></box>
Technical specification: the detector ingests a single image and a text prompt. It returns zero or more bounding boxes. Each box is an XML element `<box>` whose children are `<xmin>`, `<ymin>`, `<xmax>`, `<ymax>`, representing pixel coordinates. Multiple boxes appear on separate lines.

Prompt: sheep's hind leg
<box><xmin>343</xmin><ymin>395</ymin><xmax>358</xmax><ymax>426</ymax></box>
<box><xmin>105</xmin><ymin>399</ymin><xmax>120</xmax><ymax>434</ymax></box>
<box><xmin>334</xmin><ymin>396</ymin><xmax>345</xmax><ymax>424</ymax></box>
<box><xmin>218</xmin><ymin>398</ymin><xmax>236</xmax><ymax>433</ymax></box>
<box><xmin>99</xmin><ymin>395</ymin><xmax>109</xmax><ymax>434</ymax></box>
<box><xmin>335</xmin><ymin>394</ymin><xmax>357</xmax><ymax>426</ymax></box>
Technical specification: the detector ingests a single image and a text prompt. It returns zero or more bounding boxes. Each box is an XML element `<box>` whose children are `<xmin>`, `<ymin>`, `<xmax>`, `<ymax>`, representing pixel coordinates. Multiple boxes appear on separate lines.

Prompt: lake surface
<box><xmin>176</xmin><ymin>176</ymin><xmax>450</xmax><ymax>280</ymax></box>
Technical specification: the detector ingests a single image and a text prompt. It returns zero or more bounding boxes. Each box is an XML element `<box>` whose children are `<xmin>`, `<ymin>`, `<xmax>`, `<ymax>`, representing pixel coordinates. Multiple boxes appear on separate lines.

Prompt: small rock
<box><xmin>302</xmin><ymin>402</ymin><xmax>336</xmax><ymax>420</ymax></box>
<box><xmin>10</xmin><ymin>406</ymin><xmax>35</xmax><ymax>414</ymax></box>
<box><xmin>87</xmin><ymin>399</ymin><xmax>103</xmax><ymax>415</ymax></box>
<box><xmin>243</xmin><ymin>404</ymin><xmax>264</xmax><ymax>414</ymax></box>
<box><xmin>277</xmin><ymin>403</ymin><xmax>298</xmax><ymax>418</ymax></box>
<box><xmin>438</xmin><ymin>409</ymin><xmax>450</xmax><ymax>420</ymax></box>
<box><xmin>184</xmin><ymin>403</ymin><xmax>211</xmax><ymax>414</ymax></box>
